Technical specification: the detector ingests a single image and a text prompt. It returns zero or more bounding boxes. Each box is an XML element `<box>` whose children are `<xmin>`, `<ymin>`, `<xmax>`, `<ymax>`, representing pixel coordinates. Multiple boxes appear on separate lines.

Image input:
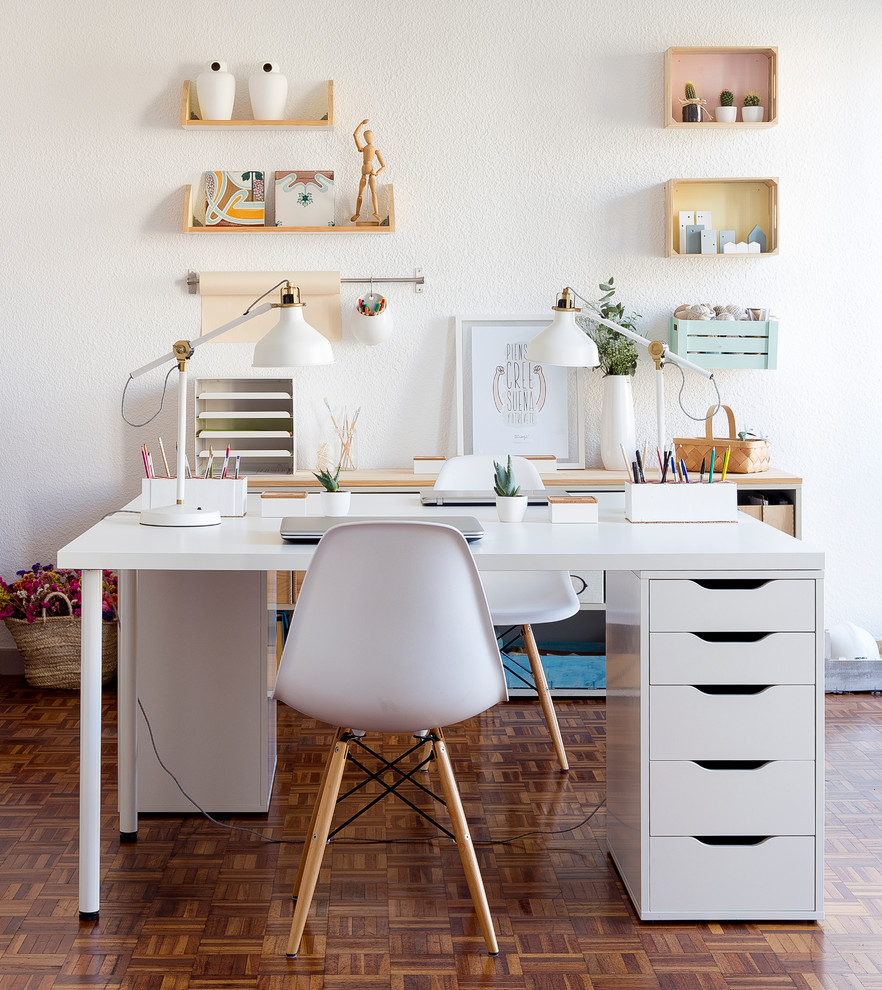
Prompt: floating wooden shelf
<box><xmin>182</xmin><ymin>183</ymin><xmax>395</xmax><ymax>232</ymax></box>
<box><xmin>665</xmin><ymin>178</ymin><xmax>778</xmax><ymax>257</ymax></box>
<box><xmin>664</xmin><ymin>47</ymin><xmax>777</xmax><ymax>128</ymax></box>
<box><xmin>180</xmin><ymin>79</ymin><xmax>334</xmax><ymax>129</ymax></box>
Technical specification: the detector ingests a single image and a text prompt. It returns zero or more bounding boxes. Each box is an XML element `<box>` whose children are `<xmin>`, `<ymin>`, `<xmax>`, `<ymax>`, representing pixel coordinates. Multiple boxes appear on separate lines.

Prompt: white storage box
<box><xmin>260</xmin><ymin>491</ymin><xmax>308</xmax><ymax>517</ymax></box>
<box><xmin>625</xmin><ymin>481</ymin><xmax>737</xmax><ymax>523</ymax></box>
<box><xmin>413</xmin><ymin>456</ymin><xmax>446</xmax><ymax>475</ymax></box>
<box><xmin>141</xmin><ymin>478</ymin><xmax>248</xmax><ymax>517</ymax></box>
<box><xmin>548</xmin><ymin>495</ymin><xmax>598</xmax><ymax>523</ymax></box>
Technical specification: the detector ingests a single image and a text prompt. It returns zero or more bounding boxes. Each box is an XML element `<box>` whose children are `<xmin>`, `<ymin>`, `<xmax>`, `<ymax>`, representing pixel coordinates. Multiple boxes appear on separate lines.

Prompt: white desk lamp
<box><xmin>128</xmin><ymin>281</ymin><xmax>332</xmax><ymax>528</ymax></box>
<box><xmin>527</xmin><ymin>287</ymin><xmax>719</xmax><ymax>455</ymax></box>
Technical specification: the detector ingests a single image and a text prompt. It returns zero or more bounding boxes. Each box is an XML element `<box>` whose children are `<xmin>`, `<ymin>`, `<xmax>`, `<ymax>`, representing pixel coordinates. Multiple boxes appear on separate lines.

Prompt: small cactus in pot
<box><xmin>682</xmin><ymin>80</ymin><xmax>701</xmax><ymax>122</ymax></box>
<box><xmin>716</xmin><ymin>88</ymin><xmax>737</xmax><ymax>122</ymax></box>
<box><xmin>743</xmin><ymin>91</ymin><xmax>761</xmax><ymax>107</ymax></box>
<box><xmin>741</xmin><ymin>90</ymin><xmax>764</xmax><ymax>122</ymax></box>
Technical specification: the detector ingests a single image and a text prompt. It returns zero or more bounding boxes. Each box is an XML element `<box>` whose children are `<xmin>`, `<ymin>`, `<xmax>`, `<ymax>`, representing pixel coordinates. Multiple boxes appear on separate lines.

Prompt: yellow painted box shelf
<box><xmin>666</xmin><ymin>178</ymin><xmax>778</xmax><ymax>257</ymax></box>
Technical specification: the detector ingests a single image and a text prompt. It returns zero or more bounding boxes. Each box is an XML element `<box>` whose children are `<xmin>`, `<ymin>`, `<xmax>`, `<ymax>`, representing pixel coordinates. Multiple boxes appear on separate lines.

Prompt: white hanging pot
<box><xmin>320</xmin><ymin>490</ymin><xmax>351</xmax><ymax>517</ymax></box>
<box><xmin>496</xmin><ymin>495</ymin><xmax>528</xmax><ymax>523</ymax></box>
<box><xmin>350</xmin><ymin>293</ymin><xmax>393</xmax><ymax>345</ymax></box>
<box><xmin>600</xmin><ymin>374</ymin><xmax>637</xmax><ymax>472</ymax></box>
<box><xmin>249</xmin><ymin>62</ymin><xmax>288</xmax><ymax>120</ymax></box>
<box><xmin>196</xmin><ymin>60</ymin><xmax>235</xmax><ymax>121</ymax></box>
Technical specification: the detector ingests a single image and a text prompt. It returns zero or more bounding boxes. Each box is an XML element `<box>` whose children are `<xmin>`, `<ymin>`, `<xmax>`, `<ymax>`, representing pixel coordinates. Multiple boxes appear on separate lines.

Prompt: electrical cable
<box><xmin>120</xmin><ymin>363</ymin><xmax>176</xmax><ymax>428</ymax></box>
<box><xmin>674</xmin><ymin>362</ymin><xmax>722</xmax><ymax>422</ymax></box>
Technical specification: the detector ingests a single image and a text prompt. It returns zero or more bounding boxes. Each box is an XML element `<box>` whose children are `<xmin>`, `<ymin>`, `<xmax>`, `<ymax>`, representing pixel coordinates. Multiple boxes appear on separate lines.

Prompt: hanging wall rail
<box><xmin>186</xmin><ymin>270</ymin><xmax>425</xmax><ymax>294</ymax></box>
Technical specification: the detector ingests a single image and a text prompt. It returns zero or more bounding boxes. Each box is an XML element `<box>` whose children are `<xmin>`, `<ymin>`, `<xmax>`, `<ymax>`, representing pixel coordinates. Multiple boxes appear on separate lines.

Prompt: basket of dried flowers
<box><xmin>0</xmin><ymin>564</ymin><xmax>117</xmax><ymax>689</ymax></box>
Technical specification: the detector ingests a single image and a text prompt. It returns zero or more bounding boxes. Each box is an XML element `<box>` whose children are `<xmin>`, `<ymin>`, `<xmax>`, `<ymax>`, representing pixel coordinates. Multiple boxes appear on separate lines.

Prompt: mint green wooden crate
<box><xmin>669</xmin><ymin>318</ymin><xmax>778</xmax><ymax>370</ymax></box>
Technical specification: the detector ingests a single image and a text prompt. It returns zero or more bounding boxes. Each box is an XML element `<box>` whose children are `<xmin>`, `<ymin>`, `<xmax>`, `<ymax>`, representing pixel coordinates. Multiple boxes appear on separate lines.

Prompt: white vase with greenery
<box><xmin>577</xmin><ymin>277</ymin><xmax>640</xmax><ymax>472</ymax></box>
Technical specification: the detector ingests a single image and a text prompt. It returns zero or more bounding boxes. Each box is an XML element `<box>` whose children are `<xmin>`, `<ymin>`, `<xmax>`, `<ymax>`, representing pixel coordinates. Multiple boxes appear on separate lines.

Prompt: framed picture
<box><xmin>455</xmin><ymin>317</ymin><xmax>585</xmax><ymax>468</ymax></box>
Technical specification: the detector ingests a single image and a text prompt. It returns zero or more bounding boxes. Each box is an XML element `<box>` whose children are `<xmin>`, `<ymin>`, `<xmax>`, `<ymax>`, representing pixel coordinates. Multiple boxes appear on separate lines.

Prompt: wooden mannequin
<box><xmin>350</xmin><ymin>119</ymin><xmax>386</xmax><ymax>224</ymax></box>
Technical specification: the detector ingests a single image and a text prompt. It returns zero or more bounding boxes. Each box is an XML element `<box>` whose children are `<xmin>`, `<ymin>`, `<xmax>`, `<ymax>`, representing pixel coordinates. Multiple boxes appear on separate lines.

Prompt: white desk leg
<box><xmin>79</xmin><ymin>568</ymin><xmax>103</xmax><ymax>920</ymax></box>
<box><xmin>117</xmin><ymin>570</ymin><xmax>138</xmax><ymax>841</ymax></box>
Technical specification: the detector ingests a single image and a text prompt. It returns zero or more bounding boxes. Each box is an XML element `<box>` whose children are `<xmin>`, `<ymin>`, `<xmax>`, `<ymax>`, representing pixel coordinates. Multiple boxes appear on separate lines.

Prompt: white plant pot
<box><xmin>350</xmin><ymin>295</ymin><xmax>393</xmax><ymax>345</ymax></box>
<box><xmin>196</xmin><ymin>61</ymin><xmax>235</xmax><ymax>121</ymax></box>
<box><xmin>715</xmin><ymin>106</ymin><xmax>738</xmax><ymax>122</ymax></box>
<box><xmin>249</xmin><ymin>62</ymin><xmax>288</xmax><ymax>120</ymax></box>
<box><xmin>320</xmin><ymin>490</ymin><xmax>351</xmax><ymax>517</ymax></box>
<box><xmin>600</xmin><ymin>374</ymin><xmax>637</xmax><ymax>472</ymax></box>
<box><xmin>496</xmin><ymin>494</ymin><xmax>528</xmax><ymax>523</ymax></box>
<box><xmin>741</xmin><ymin>106</ymin><xmax>764</xmax><ymax>123</ymax></box>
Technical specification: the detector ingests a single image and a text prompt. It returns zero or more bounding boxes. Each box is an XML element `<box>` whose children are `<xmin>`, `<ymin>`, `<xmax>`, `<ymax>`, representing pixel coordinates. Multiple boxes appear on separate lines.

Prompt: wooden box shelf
<box><xmin>182</xmin><ymin>183</ymin><xmax>395</xmax><ymax>233</ymax></box>
<box><xmin>665</xmin><ymin>47</ymin><xmax>777</xmax><ymax>128</ymax></box>
<box><xmin>180</xmin><ymin>79</ymin><xmax>334</xmax><ymax>129</ymax></box>
<box><xmin>669</xmin><ymin>317</ymin><xmax>779</xmax><ymax>370</ymax></box>
<box><xmin>666</xmin><ymin>178</ymin><xmax>778</xmax><ymax>257</ymax></box>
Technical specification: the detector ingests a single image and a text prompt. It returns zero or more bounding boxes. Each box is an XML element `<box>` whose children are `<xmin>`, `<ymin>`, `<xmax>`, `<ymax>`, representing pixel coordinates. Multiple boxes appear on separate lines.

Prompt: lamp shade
<box><xmin>526</xmin><ymin>309</ymin><xmax>599</xmax><ymax>368</ymax></box>
<box><xmin>252</xmin><ymin>304</ymin><xmax>334</xmax><ymax>367</ymax></box>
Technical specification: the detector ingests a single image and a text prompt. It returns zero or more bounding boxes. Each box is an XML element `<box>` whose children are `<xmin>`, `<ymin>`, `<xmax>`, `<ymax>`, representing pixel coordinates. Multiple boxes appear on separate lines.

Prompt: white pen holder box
<box><xmin>625</xmin><ymin>481</ymin><xmax>738</xmax><ymax>523</ymax></box>
<box><xmin>260</xmin><ymin>491</ymin><xmax>308</xmax><ymax>517</ymax></box>
<box><xmin>141</xmin><ymin>478</ymin><xmax>248</xmax><ymax>517</ymax></box>
<box><xmin>547</xmin><ymin>494</ymin><xmax>598</xmax><ymax>523</ymax></box>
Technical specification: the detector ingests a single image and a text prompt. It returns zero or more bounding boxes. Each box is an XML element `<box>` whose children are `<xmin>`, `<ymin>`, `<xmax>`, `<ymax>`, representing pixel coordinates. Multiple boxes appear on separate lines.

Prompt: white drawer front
<box><xmin>570</xmin><ymin>570</ymin><xmax>604</xmax><ymax>604</ymax></box>
<box><xmin>650</xmin><ymin>761</ymin><xmax>816</xmax><ymax>835</ymax></box>
<box><xmin>650</xmin><ymin>579</ymin><xmax>816</xmax><ymax>633</ymax></box>
<box><xmin>650</xmin><ymin>685</ymin><xmax>816</xmax><ymax>760</ymax></box>
<box><xmin>650</xmin><ymin>632</ymin><xmax>816</xmax><ymax>685</ymax></box>
<box><xmin>649</xmin><ymin>836</ymin><xmax>816</xmax><ymax>914</ymax></box>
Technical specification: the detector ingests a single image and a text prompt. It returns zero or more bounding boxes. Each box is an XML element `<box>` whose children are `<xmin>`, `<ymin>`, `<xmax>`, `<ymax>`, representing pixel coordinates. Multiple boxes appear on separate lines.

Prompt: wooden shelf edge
<box><xmin>184</xmin><ymin>184</ymin><xmax>395</xmax><ymax>232</ymax></box>
<box><xmin>180</xmin><ymin>79</ymin><xmax>334</xmax><ymax>128</ymax></box>
<box><xmin>664</xmin><ymin>119</ymin><xmax>778</xmax><ymax>129</ymax></box>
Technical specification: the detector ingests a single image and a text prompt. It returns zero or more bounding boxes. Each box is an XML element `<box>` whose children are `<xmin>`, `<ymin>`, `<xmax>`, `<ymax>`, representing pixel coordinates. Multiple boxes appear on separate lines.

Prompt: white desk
<box><xmin>57</xmin><ymin>492</ymin><xmax>824</xmax><ymax>920</ymax></box>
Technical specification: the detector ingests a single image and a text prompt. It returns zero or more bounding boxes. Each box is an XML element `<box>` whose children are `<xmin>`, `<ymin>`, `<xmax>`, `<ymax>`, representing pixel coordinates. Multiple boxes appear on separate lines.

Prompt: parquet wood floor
<box><xmin>1</xmin><ymin>676</ymin><xmax>881</xmax><ymax>989</ymax></box>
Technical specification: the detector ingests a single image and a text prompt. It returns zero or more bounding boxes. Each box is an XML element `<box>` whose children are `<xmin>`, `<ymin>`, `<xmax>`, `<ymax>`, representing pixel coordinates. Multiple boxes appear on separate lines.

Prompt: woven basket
<box><xmin>4</xmin><ymin>592</ymin><xmax>117</xmax><ymax>689</ymax></box>
<box><xmin>673</xmin><ymin>405</ymin><xmax>771</xmax><ymax>475</ymax></box>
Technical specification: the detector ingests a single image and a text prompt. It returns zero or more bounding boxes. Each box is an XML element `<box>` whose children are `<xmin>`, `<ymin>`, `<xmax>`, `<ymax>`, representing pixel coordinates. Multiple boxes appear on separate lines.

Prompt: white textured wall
<box><xmin>2</xmin><ymin>0</ymin><xmax>881</xmax><ymax>653</ymax></box>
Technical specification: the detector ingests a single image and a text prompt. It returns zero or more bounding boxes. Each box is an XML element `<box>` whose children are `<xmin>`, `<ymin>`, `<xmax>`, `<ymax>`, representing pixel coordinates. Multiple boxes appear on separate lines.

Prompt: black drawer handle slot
<box><xmin>693</xmin><ymin>684</ymin><xmax>771</xmax><ymax>695</ymax></box>
<box><xmin>694</xmin><ymin>760</ymin><xmax>770</xmax><ymax>771</ymax></box>
<box><xmin>692</xmin><ymin>631</ymin><xmax>772</xmax><ymax>643</ymax></box>
<box><xmin>694</xmin><ymin>836</ymin><xmax>770</xmax><ymax>846</ymax></box>
<box><xmin>693</xmin><ymin>579</ymin><xmax>770</xmax><ymax>591</ymax></box>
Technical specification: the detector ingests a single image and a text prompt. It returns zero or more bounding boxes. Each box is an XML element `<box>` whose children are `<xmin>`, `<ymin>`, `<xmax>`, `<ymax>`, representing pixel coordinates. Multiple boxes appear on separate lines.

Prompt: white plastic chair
<box><xmin>434</xmin><ymin>455</ymin><xmax>579</xmax><ymax>770</ymax></box>
<box><xmin>273</xmin><ymin>520</ymin><xmax>507</xmax><ymax>958</ymax></box>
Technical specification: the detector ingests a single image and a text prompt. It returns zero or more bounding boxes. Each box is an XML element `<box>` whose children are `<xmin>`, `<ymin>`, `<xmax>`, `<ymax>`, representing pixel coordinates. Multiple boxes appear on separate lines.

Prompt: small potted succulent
<box><xmin>313</xmin><ymin>463</ymin><xmax>351</xmax><ymax>516</ymax></box>
<box><xmin>716</xmin><ymin>89</ymin><xmax>737</xmax><ymax>123</ymax></box>
<box><xmin>493</xmin><ymin>456</ymin><xmax>528</xmax><ymax>523</ymax></box>
<box><xmin>742</xmin><ymin>91</ymin><xmax>764</xmax><ymax>123</ymax></box>
<box><xmin>682</xmin><ymin>80</ymin><xmax>702</xmax><ymax>122</ymax></box>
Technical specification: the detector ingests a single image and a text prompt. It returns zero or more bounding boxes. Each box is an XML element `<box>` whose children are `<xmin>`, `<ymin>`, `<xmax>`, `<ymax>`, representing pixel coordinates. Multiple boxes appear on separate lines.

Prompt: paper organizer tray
<box><xmin>625</xmin><ymin>481</ymin><xmax>738</xmax><ymax>523</ymax></box>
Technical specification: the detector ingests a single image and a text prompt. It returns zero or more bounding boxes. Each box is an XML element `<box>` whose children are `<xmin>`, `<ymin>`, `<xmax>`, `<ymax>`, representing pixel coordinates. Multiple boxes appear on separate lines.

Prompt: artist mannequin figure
<box><xmin>351</xmin><ymin>118</ymin><xmax>385</xmax><ymax>224</ymax></box>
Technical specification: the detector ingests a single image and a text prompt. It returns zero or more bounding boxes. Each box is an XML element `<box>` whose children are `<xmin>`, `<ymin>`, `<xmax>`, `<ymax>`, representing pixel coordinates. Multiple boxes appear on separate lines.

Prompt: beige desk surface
<box><xmin>254</xmin><ymin>467</ymin><xmax>802</xmax><ymax>490</ymax></box>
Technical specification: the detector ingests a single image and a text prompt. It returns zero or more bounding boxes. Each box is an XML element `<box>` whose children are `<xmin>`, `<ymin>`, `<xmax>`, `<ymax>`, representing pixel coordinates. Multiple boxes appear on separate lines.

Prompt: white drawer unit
<box><xmin>606</xmin><ymin>569</ymin><xmax>824</xmax><ymax>920</ymax></box>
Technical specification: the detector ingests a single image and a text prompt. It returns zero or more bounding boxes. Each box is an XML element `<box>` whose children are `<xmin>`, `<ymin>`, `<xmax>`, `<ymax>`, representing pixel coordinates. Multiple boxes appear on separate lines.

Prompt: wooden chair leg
<box><xmin>286</xmin><ymin>730</ymin><xmax>350</xmax><ymax>958</ymax></box>
<box><xmin>430</xmin><ymin>729</ymin><xmax>498</xmax><ymax>956</ymax></box>
<box><xmin>522</xmin><ymin>624</ymin><xmax>569</xmax><ymax>771</ymax></box>
<box><xmin>292</xmin><ymin>729</ymin><xmax>342</xmax><ymax>900</ymax></box>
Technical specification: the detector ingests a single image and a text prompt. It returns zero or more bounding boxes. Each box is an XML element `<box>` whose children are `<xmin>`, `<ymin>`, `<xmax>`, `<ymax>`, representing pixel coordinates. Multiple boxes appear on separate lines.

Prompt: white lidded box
<box><xmin>413</xmin><ymin>456</ymin><xmax>446</xmax><ymax>475</ymax></box>
<box><xmin>625</xmin><ymin>482</ymin><xmax>737</xmax><ymax>523</ymax></box>
<box><xmin>260</xmin><ymin>491</ymin><xmax>308</xmax><ymax>517</ymax></box>
<box><xmin>142</xmin><ymin>478</ymin><xmax>248</xmax><ymax>517</ymax></box>
<box><xmin>547</xmin><ymin>495</ymin><xmax>598</xmax><ymax>523</ymax></box>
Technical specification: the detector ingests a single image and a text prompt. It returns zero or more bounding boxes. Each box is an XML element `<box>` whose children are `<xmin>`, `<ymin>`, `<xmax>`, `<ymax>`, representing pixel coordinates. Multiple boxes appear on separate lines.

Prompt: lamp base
<box><xmin>139</xmin><ymin>503</ymin><xmax>222</xmax><ymax>527</ymax></box>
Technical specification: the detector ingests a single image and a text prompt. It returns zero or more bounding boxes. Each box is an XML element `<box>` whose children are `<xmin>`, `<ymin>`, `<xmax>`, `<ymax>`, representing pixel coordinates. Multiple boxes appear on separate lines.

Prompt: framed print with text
<box><xmin>455</xmin><ymin>317</ymin><xmax>585</xmax><ymax>468</ymax></box>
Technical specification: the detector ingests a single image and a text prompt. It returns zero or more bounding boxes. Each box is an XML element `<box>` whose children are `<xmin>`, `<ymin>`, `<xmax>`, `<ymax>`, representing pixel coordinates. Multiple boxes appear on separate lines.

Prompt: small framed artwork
<box><xmin>455</xmin><ymin>317</ymin><xmax>585</xmax><ymax>468</ymax></box>
<box><xmin>275</xmin><ymin>171</ymin><xmax>335</xmax><ymax>227</ymax></box>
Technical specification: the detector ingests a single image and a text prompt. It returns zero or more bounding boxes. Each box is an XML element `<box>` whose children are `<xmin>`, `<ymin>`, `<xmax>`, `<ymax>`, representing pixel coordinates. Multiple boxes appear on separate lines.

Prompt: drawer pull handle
<box><xmin>694</xmin><ymin>760</ymin><xmax>770</xmax><ymax>771</ymax></box>
<box><xmin>693</xmin><ymin>684</ymin><xmax>771</xmax><ymax>695</ymax></box>
<box><xmin>692</xmin><ymin>631</ymin><xmax>772</xmax><ymax>643</ymax></box>
<box><xmin>693</xmin><ymin>579</ymin><xmax>770</xmax><ymax>591</ymax></box>
<box><xmin>694</xmin><ymin>835</ymin><xmax>770</xmax><ymax>846</ymax></box>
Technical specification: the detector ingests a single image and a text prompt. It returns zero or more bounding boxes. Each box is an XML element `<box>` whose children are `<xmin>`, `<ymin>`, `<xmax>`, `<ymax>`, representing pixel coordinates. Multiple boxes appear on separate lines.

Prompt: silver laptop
<box><xmin>280</xmin><ymin>515</ymin><xmax>485</xmax><ymax>543</ymax></box>
<box><xmin>419</xmin><ymin>487</ymin><xmax>571</xmax><ymax>506</ymax></box>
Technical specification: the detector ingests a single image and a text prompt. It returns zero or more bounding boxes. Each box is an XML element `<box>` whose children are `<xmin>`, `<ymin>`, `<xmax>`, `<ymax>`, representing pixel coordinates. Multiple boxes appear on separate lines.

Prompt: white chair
<box><xmin>273</xmin><ymin>520</ymin><xmax>507</xmax><ymax>958</ymax></box>
<box><xmin>434</xmin><ymin>455</ymin><xmax>579</xmax><ymax>771</ymax></box>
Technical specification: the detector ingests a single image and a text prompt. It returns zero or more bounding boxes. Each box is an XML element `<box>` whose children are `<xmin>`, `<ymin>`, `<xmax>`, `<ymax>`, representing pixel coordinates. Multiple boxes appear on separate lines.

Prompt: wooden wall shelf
<box><xmin>665</xmin><ymin>178</ymin><xmax>778</xmax><ymax>257</ymax></box>
<box><xmin>180</xmin><ymin>79</ymin><xmax>334</xmax><ymax>129</ymax></box>
<box><xmin>665</xmin><ymin>47</ymin><xmax>777</xmax><ymax>128</ymax></box>
<box><xmin>182</xmin><ymin>183</ymin><xmax>395</xmax><ymax>232</ymax></box>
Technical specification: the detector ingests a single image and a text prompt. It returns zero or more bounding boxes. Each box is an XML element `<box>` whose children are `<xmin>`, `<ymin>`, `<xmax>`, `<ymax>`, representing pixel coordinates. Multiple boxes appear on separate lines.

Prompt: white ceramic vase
<box><xmin>496</xmin><ymin>494</ymin><xmax>528</xmax><ymax>523</ymax></box>
<box><xmin>320</xmin><ymin>490</ymin><xmax>351</xmax><ymax>517</ymax></box>
<box><xmin>196</xmin><ymin>61</ymin><xmax>235</xmax><ymax>121</ymax></box>
<box><xmin>600</xmin><ymin>374</ymin><xmax>637</xmax><ymax>472</ymax></box>
<box><xmin>350</xmin><ymin>294</ymin><xmax>393</xmax><ymax>345</ymax></box>
<box><xmin>715</xmin><ymin>106</ymin><xmax>738</xmax><ymax>122</ymax></box>
<box><xmin>249</xmin><ymin>62</ymin><xmax>288</xmax><ymax>120</ymax></box>
<box><xmin>741</xmin><ymin>106</ymin><xmax>764</xmax><ymax>123</ymax></box>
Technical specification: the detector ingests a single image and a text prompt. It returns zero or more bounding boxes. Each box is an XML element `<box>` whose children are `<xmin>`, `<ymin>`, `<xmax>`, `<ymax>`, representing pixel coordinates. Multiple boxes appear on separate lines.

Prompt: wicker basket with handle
<box><xmin>4</xmin><ymin>592</ymin><xmax>117</xmax><ymax>689</ymax></box>
<box><xmin>673</xmin><ymin>405</ymin><xmax>770</xmax><ymax>475</ymax></box>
